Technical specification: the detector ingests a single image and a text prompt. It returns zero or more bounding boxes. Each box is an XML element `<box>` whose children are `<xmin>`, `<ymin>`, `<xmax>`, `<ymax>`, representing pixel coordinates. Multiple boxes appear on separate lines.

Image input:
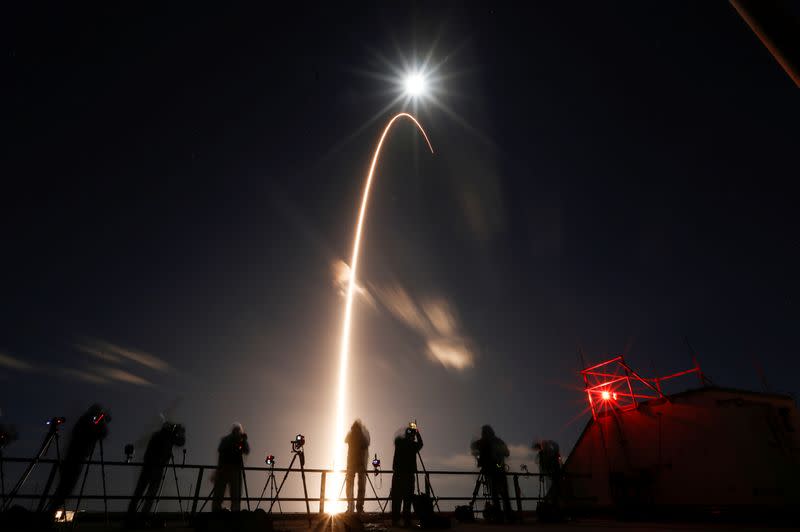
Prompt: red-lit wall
<box><xmin>563</xmin><ymin>388</ymin><xmax>800</xmax><ymax>510</ymax></box>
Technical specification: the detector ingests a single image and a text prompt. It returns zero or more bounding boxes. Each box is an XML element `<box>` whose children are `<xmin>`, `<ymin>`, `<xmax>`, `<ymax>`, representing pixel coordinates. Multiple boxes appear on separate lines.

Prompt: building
<box><xmin>562</xmin><ymin>356</ymin><xmax>800</xmax><ymax>518</ymax></box>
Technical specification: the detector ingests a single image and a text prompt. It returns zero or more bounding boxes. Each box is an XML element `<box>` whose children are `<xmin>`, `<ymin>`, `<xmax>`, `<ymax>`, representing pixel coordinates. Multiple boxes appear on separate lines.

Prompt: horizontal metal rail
<box><xmin>1</xmin><ymin>455</ymin><xmax>579</xmax><ymax>516</ymax></box>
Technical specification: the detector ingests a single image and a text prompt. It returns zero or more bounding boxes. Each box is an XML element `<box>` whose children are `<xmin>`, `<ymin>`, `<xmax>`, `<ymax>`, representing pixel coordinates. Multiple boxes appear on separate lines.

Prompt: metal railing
<box><xmin>0</xmin><ymin>455</ymin><xmax>556</xmax><ymax>516</ymax></box>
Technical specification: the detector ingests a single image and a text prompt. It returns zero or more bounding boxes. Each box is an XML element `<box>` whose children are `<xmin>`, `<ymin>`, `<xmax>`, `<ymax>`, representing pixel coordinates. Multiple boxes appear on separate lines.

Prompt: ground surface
<box><xmin>20</xmin><ymin>515</ymin><xmax>796</xmax><ymax>531</ymax></box>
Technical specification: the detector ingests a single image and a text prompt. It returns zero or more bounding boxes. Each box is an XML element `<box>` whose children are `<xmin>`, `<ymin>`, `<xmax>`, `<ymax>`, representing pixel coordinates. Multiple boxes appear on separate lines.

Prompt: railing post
<box><xmin>319</xmin><ymin>471</ymin><xmax>326</xmax><ymax>514</ymax></box>
<box><xmin>191</xmin><ymin>467</ymin><xmax>204</xmax><ymax>515</ymax></box>
<box><xmin>513</xmin><ymin>473</ymin><xmax>522</xmax><ymax>513</ymax></box>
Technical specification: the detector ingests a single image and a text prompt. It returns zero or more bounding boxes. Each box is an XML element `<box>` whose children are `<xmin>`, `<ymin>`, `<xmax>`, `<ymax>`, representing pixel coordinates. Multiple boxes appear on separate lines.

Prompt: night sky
<box><xmin>3</xmin><ymin>2</ymin><xmax>799</xmax><ymax>507</ymax></box>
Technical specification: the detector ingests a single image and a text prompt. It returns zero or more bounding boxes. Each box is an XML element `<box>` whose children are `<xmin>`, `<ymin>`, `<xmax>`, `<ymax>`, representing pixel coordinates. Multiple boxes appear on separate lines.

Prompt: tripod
<box><xmin>336</xmin><ymin>469</ymin><xmax>386</xmax><ymax>513</ymax></box>
<box><xmin>3</xmin><ymin>423</ymin><xmax>61</xmax><ymax>511</ymax></box>
<box><xmin>415</xmin><ymin>450</ymin><xmax>440</xmax><ymax>512</ymax></box>
<box><xmin>0</xmin><ymin>448</ymin><xmax>5</xmax><ymax>508</ymax></box>
<box><xmin>469</xmin><ymin>472</ymin><xmax>490</xmax><ymax>511</ymax></box>
<box><xmin>150</xmin><ymin>453</ymin><xmax>185</xmax><ymax>518</ymax></box>
<box><xmin>268</xmin><ymin>448</ymin><xmax>310</xmax><ymax>522</ymax></box>
<box><xmin>197</xmin><ymin>460</ymin><xmax>249</xmax><ymax>513</ymax></box>
<box><xmin>72</xmin><ymin>438</ymin><xmax>109</xmax><ymax>525</ymax></box>
<box><xmin>255</xmin><ymin>464</ymin><xmax>280</xmax><ymax>512</ymax></box>
<box><xmin>470</xmin><ymin>467</ymin><xmax>512</xmax><ymax>522</ymax></box>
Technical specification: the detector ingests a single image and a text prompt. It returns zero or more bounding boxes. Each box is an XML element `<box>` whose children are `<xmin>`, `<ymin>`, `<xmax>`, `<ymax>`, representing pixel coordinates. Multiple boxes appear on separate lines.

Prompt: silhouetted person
<box><xmin>126</xmin><ymin>422</ymin><xmax>186</xmax><ymax>518</ymax></box>
<box><xmin>533</xmin><ymin>440</ymin><xmax>561</xmax><ymax>504</ymax></box>
<box><xmin>470</xmin><ymin>425</ymin><xmax>512</xmax><ymax>522</ymax></box>
<box><xmin>345</xmin><ymin>419</ymin><xmax>370</xmax><ymax>513</ymax></box>
<box><xmin>48</xmin><ymin>404</ymin><xmax>110</xmax><ymax>513</ymax></box>
<box><xmin>212</xmin><ymin>423</ymin><xmax>249</xmax><ymax>512</ymax></box>
<box><xmin>391</xmin><ymin>424</ymin><xmax>423</xmax><ymax>527</ymax></box>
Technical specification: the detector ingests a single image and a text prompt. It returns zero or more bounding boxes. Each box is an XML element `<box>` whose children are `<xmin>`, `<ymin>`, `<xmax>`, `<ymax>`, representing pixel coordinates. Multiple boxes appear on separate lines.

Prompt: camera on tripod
<box><xmin>265</xmin><ymin>454</ymin><xmax>275</xmax><ymax>467</ymax></box>
<box><xmin>124</xmin><ymin>443</ymin><xmax>135</xmax><ymax>463</ymax></box>
<box><xmin>92</xmin><ymin>411</ymin><xmax>110</xmax><ymax>426</ymax></box>
<box><xmin>371</xmin><ymin>453</ymin><xmax>381</xmax><ymax>477</ymax></box>
<box><xmin>164</xmin><ymin>422</ymin><xmax>186</xmax><ymax>447</ymax></box>
<box><xmin>291</xmin><ymin>434</ymin><xmax>305</xmax><ymax>453</ymax></box>
<box><xmin>46</xmin><ymin>416</ymin><xmax>66</xmax><ymax>429</ymax></box>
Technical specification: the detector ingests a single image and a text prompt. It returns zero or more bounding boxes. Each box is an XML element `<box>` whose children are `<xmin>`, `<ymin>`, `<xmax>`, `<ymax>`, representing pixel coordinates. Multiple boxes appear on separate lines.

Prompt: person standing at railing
<box><xmin>533</xmin><ymin>440</ymin><xmax>561</xmax><ymax>504</ymax></box>
<box><xmin>126</xmin><ymin>422</ymin><xmax>186</xmax><ymax>522</ymax></box>
<box><xmin>391</xmin><ymin>423</ymin><xmax>423</xmax><ymax>527</ymax></box>
<box><xmin>470</xmin><ymin>425</ymin><xmax>513</xmax><ymax>523</ymax></box>
<box><xmin>344</xmin><ymin>419</ymin><xmax>370</xmax><ymax>514</ymax></box>
<box><xmin>212</xmin><ymin>423</ymin><xmax>249</xmax><ymax>512</ymax></box>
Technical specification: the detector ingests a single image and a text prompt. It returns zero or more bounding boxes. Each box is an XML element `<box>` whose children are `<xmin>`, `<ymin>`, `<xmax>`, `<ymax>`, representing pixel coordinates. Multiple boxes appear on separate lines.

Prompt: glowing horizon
<box><xmin>328</xmin><ymin>112</ymin><xmax>434</xmax><ymax>513</ymax></box>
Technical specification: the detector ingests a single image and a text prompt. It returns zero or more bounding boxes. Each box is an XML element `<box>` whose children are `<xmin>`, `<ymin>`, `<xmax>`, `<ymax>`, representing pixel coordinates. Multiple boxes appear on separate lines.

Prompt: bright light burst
<box><xmin>327</xmin><ymin>113</ymin><xmax>433</xmax><ymax>513</ymax></box>
<box><xmin>404</xmin><ymin>72</ymin><xmax>427</xmax><ymax>97</ymax></box>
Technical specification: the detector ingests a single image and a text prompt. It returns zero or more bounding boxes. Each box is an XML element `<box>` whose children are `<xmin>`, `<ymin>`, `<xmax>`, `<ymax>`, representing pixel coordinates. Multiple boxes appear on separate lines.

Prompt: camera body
<box><xmin>291</xmin><ymin>434</ymin><xmax>305</xmax><ymax>453</ymax></box>
<box><xmin>92</xmin><ymin>412</ymin><xmax>111</xmax><ymax>426</ymax></box>
<box><xmin>371</xmin><ymin>455</ymin><xmax>381</xmax><ymax>468</ymax></box>
<box><xmin>46</xmin><ymin>417</ymin><xmax>66</xmax><ymax>429</ymax></box>
<box><xmin>165</xmin><ymin>423</ymin><xmax>186</xmax><ymax>447</ymax></box>
<box><xmin>265</xmin><ymin>454</ymin><xmax>275</xmax><ymax>466</ymax></box>
<box><xmin>235</xmin><ymin>432</ymin><xmax>248</xmax><ymax>452</ymax></box>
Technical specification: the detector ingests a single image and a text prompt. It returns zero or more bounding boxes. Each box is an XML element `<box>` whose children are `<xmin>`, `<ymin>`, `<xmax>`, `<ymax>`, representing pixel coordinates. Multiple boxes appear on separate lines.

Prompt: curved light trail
<box><xmin>328</xmin><ymin>113</ymin><xmax>433</xmax><ymax>512</ymax></box>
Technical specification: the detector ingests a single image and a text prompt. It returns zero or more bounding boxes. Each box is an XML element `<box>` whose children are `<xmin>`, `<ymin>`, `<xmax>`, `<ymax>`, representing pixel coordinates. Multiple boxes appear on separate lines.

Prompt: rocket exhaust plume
<box><xmin>328</xmin><ymin>113</ymin><xmax>433</xmax><ymax>513</ymax></box>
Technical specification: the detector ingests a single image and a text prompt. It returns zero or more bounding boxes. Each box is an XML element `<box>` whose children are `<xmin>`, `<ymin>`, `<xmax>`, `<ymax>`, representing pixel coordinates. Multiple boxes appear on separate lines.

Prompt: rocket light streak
<box><xmin>328</xmin><ymin>113</ymin><xmax>433</xmax><ymax>513</ymax></box>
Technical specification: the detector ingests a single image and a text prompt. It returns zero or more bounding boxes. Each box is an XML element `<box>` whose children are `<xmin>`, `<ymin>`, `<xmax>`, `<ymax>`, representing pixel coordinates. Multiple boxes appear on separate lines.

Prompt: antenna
<box><xmin>684</xmin><ymin>337</ymin><xmax>711</xmax><ymax>386</ymax></box>
<box><xmin>749</xmin><ymin>353</ymin><xmax>771</xmax><ymax>393</ymax></box>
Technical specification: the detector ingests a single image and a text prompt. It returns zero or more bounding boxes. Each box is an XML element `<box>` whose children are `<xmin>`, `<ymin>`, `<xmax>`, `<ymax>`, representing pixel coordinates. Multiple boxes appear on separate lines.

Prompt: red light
<box><xmin>601</xmin><ymin>391</ymin><xmax>611</xmax><ymax>400</ymax></box>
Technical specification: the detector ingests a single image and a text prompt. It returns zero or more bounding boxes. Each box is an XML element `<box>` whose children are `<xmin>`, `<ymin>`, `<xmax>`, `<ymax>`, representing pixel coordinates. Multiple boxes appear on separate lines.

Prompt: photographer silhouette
<box><xmin>344</xmin><ymin>419</ymin><xmax>370</xmax><ymax>513</ymax></box>
<box><xmin>212</xmin><ymin>423</ymin><xmax>249</xmax><ymax>512</ymax></box>
<box><xmin>470</xmin><ymin>425</ymin><xmax>513</xmax><ymax>523</ymax></box>
<box><xmin>391</xmin><ymin>423</ymin><xmax>423</xmax><ymax>527</ymax></box>
<box><xmin>126</xmin><ymin>422</ymin><xmax>186</xmax><ymax>518</ymax></box>
<box><xmin>48</xmin><ymin>404</ymin><xmax>110</xmax><ymax>514</ymax></box>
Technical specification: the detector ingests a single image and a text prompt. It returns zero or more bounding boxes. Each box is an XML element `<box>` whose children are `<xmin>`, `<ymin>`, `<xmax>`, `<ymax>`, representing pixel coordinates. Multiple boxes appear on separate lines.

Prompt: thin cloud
<box><xmin>426</xmin><ymin>338</ymin><xmax>474</xmax><ymax>371</ymax></box>
<box><xmin>372</xmin><ymin>283</ymin><xmax>476</xmax><ymax>371</ymax></box>
<box><xmin>436</xmin><ymin>443</ymin><xmax>532</xmax><ymax>471</ymax></box>
<box><xmin>99</xmin><ymin>367</ymin><xmax>153</xmax><ymax>387</ymax></box>
<box><xmin>62</xmin><ymin>368</ymin><xmax>109</xmax><ymax>385</ymax></box>
<box><xmin>331</xmin><ymin>261</ymin><xmax>476</xmax><ymax>371</ymax></box>
<box><xmin>0</xmin><ymin>352</ymin><xmax>33</xmax><ymax>371</ymax></box>
<box><xmin>76</xmin><ymin>337</ymin><xmax>170</xmax><ymax>372</ymax></box>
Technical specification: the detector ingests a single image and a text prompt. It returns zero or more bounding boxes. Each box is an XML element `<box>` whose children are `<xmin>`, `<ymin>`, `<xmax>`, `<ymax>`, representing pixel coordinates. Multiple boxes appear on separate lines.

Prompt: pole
<box><xmin>318</xmin><ymin>470</ymin><xmax>326</xmax><ymax>514</ymax></box>
<box><xmin>513</xmin><ymin>473</ymin><xmax>522</xmax><ymax>514</ymax></box>
<box><xmin>299</xmin><ymin>452</ymin><xmax>311</xmax><ymax>522</ymax></box>
<box><xmin>241</xmin><ymin>467</ymin><xmax>251</xmax><ymax>511</ymax></box>
<box><xmin>190</xmin><ymin>467</ymin><xmax>204</xmax><ymax>515</ymax></box>
<box><xmin>170</xmin><ymin>454</ymin><xmax>184</xmax><ymax>516</ymax></box>
<box><xmin>99</xmin><ymin>440</ymin><xmax>108</xmax><ymax>525</ymax></box>
<box><xmin>730</xmin><ymin>0</ymin><xmax>800</xmax><ymax>87</ymax></box>
<box><xmin>0</xmin><ymin>448</ymin><xmax>5</xmax><ymax>507</ymax></box>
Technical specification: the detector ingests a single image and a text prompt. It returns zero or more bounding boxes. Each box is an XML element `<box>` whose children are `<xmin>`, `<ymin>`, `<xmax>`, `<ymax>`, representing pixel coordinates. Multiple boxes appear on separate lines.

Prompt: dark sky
<box><xmin>3</xmin><ymin>1</ymin><xmax>799</xmax><ymax>507</ymax></box>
